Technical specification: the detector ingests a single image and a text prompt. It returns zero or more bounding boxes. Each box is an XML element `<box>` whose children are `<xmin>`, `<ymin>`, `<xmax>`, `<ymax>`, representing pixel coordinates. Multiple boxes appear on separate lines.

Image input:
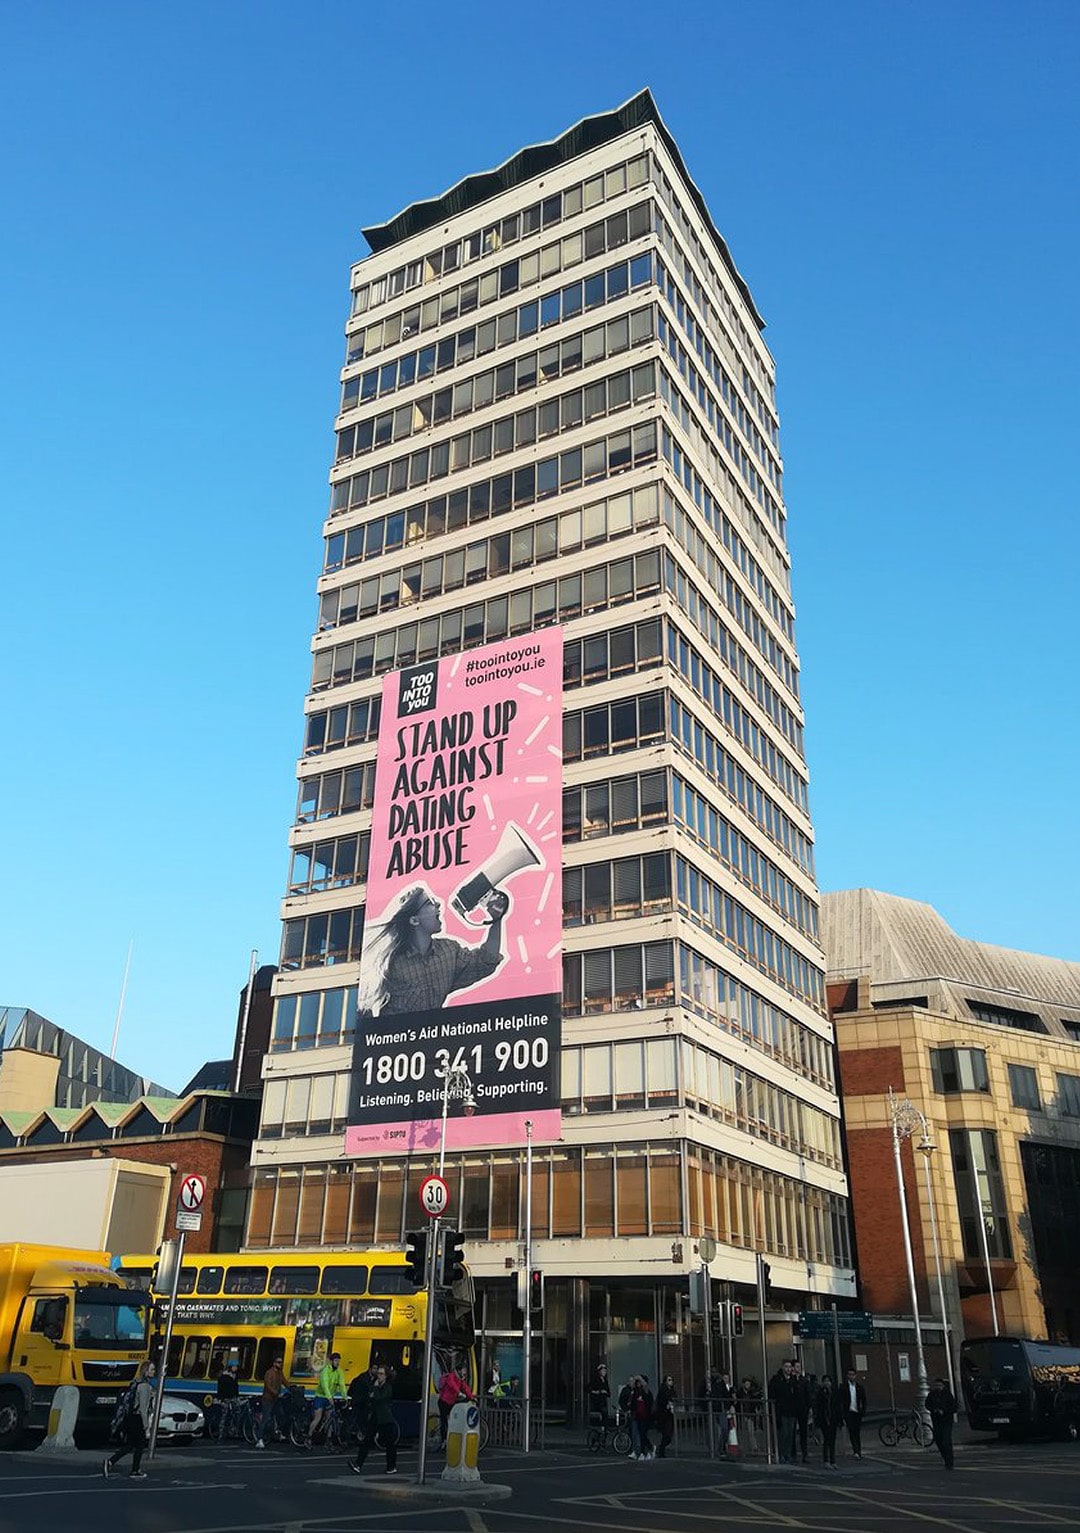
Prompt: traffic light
<box><xmin>529</xmin><ymin>1269</ymin><xmax>544</xmax><ymax>1312</ymax></box>
<box><xmin>730</xmin><ymin>1302</ymin><xmax>744</xmax><ymax>1337</ymax></box>
<box><xmin>404</xmin><ymin>1230</ymin><xmax>427</xmax><ymax>1286</ymax></box>
<box><xmin>761</xmin><ymin>1261</ymin><xmax>773</xmax><ymax>1303</ymax></box>
<box><xmin>441</xmin><ymin>1229</ymin><xmax>466</xmax><ymax>1286</ymax></box>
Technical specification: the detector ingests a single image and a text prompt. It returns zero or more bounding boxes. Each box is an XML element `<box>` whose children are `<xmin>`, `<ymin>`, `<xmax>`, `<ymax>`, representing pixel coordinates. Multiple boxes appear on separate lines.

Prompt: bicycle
<box><xmin>586</xmin><ymin>1410</ymin><xmax>632</xmax><ymax>1456</ymax></box>
<box><xmin>878</xmin><ymin>1410</ymin><xmax>935</xmax><ymax>1448</ymax></box>
<box><xmin>290</xmin><ymin>1395</ymin><xmax>355</xmax><ymax>1450</ymax></box>
<box><xmin>207</xmin><ymin>1397</ymin><xmax>258</xmax><ymax>1443</ymax></box>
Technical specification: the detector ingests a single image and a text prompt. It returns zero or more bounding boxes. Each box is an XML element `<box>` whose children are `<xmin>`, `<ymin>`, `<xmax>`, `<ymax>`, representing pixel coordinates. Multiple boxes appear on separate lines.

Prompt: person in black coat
<box><xmin>770</xmin><ymin>1361</ymin><xmax>800</xmax><ymax>1463</ymax></box>
<box><xmin>842</xmin><ymin>1368</ymin><xmax>867</xmax><ymax>1458</ymax></box>
<box><xmin>588</xmin><ymin>1361</ymin><xmax>612</xmax><ymax>1424</ymax></box>
<box><xmin>926</xmin><ymin>1378</ymin><xmax>957</xmax><ymax>1469</ymax></box>
<box><xmin>792</xmin><ymin>1361</ymin><xmax>812</xmax><ymax>1462</ymax></box>
<box><xmin>814</xmin><ymin>1374</ymin><xmax>844</xmax><ymax>1467</ymax></box>
<box><xmin>654</xmin><ymin>1376</ymin><xmax>676</xmax><ymax>1457</ymax></box>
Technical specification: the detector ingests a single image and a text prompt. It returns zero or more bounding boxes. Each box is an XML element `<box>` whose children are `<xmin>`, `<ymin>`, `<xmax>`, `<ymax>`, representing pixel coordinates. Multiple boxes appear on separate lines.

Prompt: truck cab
<box><xmin>0</xmin><ymin>1246</ymin><xmax>151</xmax><ymax>1446</ymax></box>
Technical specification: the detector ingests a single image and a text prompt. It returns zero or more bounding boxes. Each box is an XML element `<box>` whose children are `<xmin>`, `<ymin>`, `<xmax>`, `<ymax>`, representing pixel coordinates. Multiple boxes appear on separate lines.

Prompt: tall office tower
<box><xmin>250</xmin><ymin>92</ymin><xmax>852</xmax><ymax>1402</ymax></box>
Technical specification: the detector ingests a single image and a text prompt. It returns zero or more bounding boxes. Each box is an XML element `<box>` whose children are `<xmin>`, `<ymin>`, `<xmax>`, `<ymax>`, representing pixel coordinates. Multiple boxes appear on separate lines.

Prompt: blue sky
<box><xmin>2</xmin><ymin>1</ymin><xmax>1077</xmax><ymax>1091</ymax></box>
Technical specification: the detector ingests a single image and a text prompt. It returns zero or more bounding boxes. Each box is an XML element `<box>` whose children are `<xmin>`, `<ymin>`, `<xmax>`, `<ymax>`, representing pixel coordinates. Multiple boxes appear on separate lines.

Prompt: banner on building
<box><xmin>346</xmin><ymin>629</ymin><xmax>563</xmax><ymax>1155</ymax></box>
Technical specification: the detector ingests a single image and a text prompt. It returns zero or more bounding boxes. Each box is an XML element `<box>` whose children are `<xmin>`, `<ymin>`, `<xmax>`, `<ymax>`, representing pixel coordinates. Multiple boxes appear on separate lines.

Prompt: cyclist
<box><xmin>216</xmin><ymin>1363</ymin><xmax>240</xmax><ymax>1402</ymax></box>
<box><xmin>308</xmin><ymin>1351</ymin><xmax>347</xmax><ymax>1445</ymax></box>
<box><xmin>588</xmin><ymin>1361</ymin><xmax>611</xmax><ymax>1423</ymax></box>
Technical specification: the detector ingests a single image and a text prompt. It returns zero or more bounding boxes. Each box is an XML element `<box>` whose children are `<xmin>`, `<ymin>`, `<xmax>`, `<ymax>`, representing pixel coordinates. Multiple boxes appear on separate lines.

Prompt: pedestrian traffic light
<box><xmin>404</xmin><ymin>1230</ymin><xmax>427</xmax><ymax>1286</ymax></box>
<box><xmin>731</xmin><ymin>1302</ymin><xmax>744</xmax><ymax>1337</ymax></box>
<box><xmin>441</xmin><ymin>1229</ymin><xmax>466</xmax><ymax>1286</ymax></box>
<box><xmin>529</xmin><ymin>1269</ymin><xmax>544</xmax><ymax>1312</ymax></box>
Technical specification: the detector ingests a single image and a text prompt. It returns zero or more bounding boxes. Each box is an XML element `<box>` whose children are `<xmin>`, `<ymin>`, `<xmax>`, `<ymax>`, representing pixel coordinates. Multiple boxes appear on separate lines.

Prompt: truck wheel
<box><xmin>0</xmin><ymin>1390</ymin><xmax>25</xmax><ymax>1449</ymax></box>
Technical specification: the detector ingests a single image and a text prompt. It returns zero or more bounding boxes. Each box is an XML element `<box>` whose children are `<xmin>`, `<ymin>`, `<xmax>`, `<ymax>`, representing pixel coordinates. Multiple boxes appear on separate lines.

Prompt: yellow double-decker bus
<box><xmin>113</xmin><ymin>1248</ymin><xmax>475</xmax><ymax>1435</ymax></box>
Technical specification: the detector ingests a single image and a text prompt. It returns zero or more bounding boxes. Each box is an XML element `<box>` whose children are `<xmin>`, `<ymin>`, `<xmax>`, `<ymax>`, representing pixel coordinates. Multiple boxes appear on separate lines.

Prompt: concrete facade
<box><xmin>825</xmin><ymin>889</ymin><xmax>1080</xmax><ymax>1350</ymax></box>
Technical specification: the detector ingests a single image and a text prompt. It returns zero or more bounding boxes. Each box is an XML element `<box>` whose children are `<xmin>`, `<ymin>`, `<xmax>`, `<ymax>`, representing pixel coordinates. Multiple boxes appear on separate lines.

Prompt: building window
<box><xmin>930</xmin><ymin>1047</ymin><xmax>989</xmax><ymax>1095</ymax></box>
<box><xmin>966</xmin><ymin>1000</ymin><xmax>1045</xmax><ymax>1033</ymax></box>
<box><xmin>948</xmin><ymin>1128</ymin><xmax>1012</xmax><ymax>1260</ymax></box>
<box><xmin>1056</xmin><ymin>1074</ymin><xmax>1080</xmax><ymax>1118</ymax></box>
<box><xmin>1008</xmin><ymin>1064</ymin><xmax>1041</xmax><ymax>1111</ymax></box>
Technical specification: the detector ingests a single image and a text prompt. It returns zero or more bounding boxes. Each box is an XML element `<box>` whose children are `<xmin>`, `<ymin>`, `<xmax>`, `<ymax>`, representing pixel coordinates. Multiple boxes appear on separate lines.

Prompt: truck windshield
<box><xmin>74</xmin><ymin>1299</ymin><xmax>149</xmax><ymax>1349</ymax></box>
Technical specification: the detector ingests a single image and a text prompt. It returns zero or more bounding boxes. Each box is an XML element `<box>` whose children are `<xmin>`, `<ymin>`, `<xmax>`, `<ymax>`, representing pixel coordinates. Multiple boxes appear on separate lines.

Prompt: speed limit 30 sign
<box><xmin>419</xmin><ymin>1175</ymin><xmax>450</xmax><ymax>1218</ymax></box>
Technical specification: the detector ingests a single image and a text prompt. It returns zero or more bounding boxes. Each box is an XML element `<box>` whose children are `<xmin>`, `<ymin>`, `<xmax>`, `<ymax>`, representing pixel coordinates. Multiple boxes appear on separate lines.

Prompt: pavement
<box><xmin>0</xmin><ymin>1429</ymin><xmax>1079</xmax><ymax>1533</ymax></box>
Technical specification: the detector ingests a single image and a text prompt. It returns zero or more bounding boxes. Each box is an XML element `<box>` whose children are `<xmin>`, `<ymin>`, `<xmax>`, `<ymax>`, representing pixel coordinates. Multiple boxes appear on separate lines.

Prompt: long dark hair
<box><xmin>358</xmin><ymin>886</ymin><xmax>433</xmax><ymax>1015</ymax></box>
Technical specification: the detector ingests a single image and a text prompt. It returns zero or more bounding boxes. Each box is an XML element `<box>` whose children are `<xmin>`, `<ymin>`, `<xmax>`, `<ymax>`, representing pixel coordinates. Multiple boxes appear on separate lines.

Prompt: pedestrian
<box><xmin>350</xmin><ymin>1364</ymin><xmax>398</xmax><ymax>1476</ymax></box>
<box><xmin>792</xmin><ymin>1361</ymin><xmax>811</xmax><ymax>1462</ymax></box>
<box><xmin>256</xmin><ymin>1353</ymin><xmax>286</xmax><ymax>1447</ymax></box>
<box><xmin>629</xmin><ymin>1375</ymin><xmax>655</xmax><ymax>1460</ymax></box>
<box><xmin>814</xmin><ymin>1374</ymin><xmax>843</xmax><ymax>1468</ymax></box>
<box><xmin>713</xmin><ymin>1370</ymin><xmax>735</xmax><ymax>1452</ymax></box>
<box><xmin>655</xmin><ymin>1375</ymin><xmax>676</xmax><ymax>1457</ymax></box>
<box><xmin>486</xmin><ymin>1360</ymin><xmax>502</xmax><ymax>1397</ymax></box>
<box><xmin>770</xmin><ymin>1360</ymin><xmax>799</xmax><ymax>1464</ymax></box>
<box><xmin>843</xmin><ymin>1367</ymin><xmax>867</xmax><ymax>1459</ymax></box>
<box><xmin>737</xmin><ymin>1376</ymin><xmax>762</xmax><ymax>1451</ymax></box>
<box><xmin>926</xmin><ymin>1377</ymin><xmax>957</xmax><ymax>1470</ymax></box>
<box><xmin>588</xmin><ymin>1361</ymin><xmax>611</xmax><ymax>1424</ymax></box>
<box><xmin>103</xmin><ymin>1360</ymin><xmax>155</xmax><ymax>1480</ymax></box>
<box><xmin>436</xmin><ymin>1360</ymin><xmax>473</xmax><ymax>1447</ymax></box>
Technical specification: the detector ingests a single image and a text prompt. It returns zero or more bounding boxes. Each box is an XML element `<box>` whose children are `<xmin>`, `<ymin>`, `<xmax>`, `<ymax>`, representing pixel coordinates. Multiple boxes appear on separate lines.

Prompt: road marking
<box><xmin>827</xmin><ymin>1484</ymin><xmax>988</xmax><ymax>1533</ymax></box>
<box><xmin>464</xmin><ymin>1511</ymin><xmax>489</xmax><ymax>1533</ymax></box>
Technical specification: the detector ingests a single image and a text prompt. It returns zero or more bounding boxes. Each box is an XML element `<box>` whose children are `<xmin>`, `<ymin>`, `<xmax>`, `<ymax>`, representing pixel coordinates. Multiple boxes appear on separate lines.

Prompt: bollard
<box><xmin>39</xmin><ymin>1386</ymin><xmax>79</xmax><ymax>1454</ymax></box>
<box><xmin>725</xmin><ymin>1409</ymin><xmax>742</xmax><ymax>1457</ymax></box>
<box><xmin>441</xmin><ymin>1399</ymin><xmax>481</xmax><ymax>1483</ymax></box>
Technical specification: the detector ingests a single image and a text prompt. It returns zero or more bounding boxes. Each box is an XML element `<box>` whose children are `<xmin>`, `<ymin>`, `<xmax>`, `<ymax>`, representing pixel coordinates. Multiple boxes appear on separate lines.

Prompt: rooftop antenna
<box><xmin>109</xmin><ymin>940</ymin><xmax>134</xmax><ymax>1060</ymax></box>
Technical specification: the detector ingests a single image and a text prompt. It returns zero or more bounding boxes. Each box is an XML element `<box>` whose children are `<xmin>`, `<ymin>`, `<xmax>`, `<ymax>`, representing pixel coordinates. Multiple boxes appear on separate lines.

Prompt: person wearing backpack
<box><xmin>103</xmin><ymin>1361</ymin><xmax>156</xmax><ymax>1480</ymax></box>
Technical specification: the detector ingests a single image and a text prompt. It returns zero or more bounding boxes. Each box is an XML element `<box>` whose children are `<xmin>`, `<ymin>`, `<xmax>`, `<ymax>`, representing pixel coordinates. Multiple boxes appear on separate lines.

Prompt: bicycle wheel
<box><xmin>477</xmin><ymin>1414</ymin><xmax>490</xmax><ymax>1452</ymax></box>
<box><xmin>206</xmin><ymin>1405</ymin><xmax>224</xmax><ymax>1442</ymax></box>
<box><xmin>289</xmin><ymin>1406</ymin><xmax>311</xmax><ymax>1449</ymax></box>
<box><xmin>586</xmin><ymin>1426</ymin><xmax>603</xmax><ymax>1454</ymax></box>
<box><xmin>242</xmin><ymin>1403</ymin><xmax>258</xmax><ymax>1444</ymax></box>
<box><xmin>612</xmin><ymin>1426</ymin><xmax>632</xmax><ymax>1456</ymax></box>
<box><xmin>878</xmin><ymin>1420</ymin><xmax>900</xmax><ymax>1447</ymax></box>
<box><xmin>913</xmin><ymin>1418</ymin><xmax>935</xmax><ymax>1449</ymax></box>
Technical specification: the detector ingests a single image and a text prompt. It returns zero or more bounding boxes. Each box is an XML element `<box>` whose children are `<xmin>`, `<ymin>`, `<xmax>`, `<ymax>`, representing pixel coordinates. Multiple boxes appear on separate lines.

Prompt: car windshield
<box><xmin>74</xmin><ymin>1299</ymin><xmax>149</xmax><ymax>1348</ymax></box>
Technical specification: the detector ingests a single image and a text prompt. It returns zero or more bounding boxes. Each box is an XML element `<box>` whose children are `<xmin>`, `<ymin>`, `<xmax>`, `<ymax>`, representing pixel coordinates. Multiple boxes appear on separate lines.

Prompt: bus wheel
<box><xmin>0</xmin><ymin>1391</ymin><xmax>25</xmax><ymax>1450</ymax></box>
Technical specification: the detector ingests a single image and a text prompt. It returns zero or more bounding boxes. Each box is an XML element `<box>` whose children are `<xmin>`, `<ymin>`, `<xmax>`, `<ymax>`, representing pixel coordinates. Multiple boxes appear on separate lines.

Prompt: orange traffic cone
<box><xmin>726</xmin><ymin>1410</ymin><xmax>742</xmax><ymax>1457</ymax></box>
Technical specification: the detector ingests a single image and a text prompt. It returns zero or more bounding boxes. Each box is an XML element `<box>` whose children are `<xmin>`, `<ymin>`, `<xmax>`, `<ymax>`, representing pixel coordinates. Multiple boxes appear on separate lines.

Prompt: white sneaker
<box><xmin>255</xmin><ymin>1439</ymin><xmax>265</xmax><ymax>1449</ymax></box>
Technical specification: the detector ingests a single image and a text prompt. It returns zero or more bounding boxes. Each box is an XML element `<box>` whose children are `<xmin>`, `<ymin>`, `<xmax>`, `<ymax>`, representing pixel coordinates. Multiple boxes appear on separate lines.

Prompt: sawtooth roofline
<box><xmin>360</xmin><ymin>89</ymin><xmax>765</xmax><ymax>332</ymax></box>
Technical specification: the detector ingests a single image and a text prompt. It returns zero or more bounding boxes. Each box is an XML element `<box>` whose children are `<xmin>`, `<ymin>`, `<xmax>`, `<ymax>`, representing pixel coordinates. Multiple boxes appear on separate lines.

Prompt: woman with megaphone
<box><xmin>359</xmin><ymin>885</ymin><xmax>509</xmax><ymax>1017</ymax></box>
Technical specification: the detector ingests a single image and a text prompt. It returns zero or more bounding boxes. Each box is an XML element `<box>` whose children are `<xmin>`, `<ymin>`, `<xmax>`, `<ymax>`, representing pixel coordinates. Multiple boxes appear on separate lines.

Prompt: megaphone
<box><xmin>450</xmin><ymin>822</ymin><xmax>543</xmax><ymax>926</ymax></box>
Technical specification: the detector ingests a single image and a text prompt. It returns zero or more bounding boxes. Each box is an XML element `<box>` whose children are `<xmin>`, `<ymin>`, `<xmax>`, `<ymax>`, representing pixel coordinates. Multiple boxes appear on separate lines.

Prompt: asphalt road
<box><xmin>1</xmin><ymin>1433</ymin><xmax>1079</xmax><ymax>1533</ymax></box>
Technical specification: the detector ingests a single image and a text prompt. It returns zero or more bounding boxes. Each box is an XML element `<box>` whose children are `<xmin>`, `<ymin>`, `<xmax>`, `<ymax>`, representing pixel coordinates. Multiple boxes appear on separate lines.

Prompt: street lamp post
<box><xmin>417</xmin><ymin>1063</ymin><xmax>476</xmax><ymax>1485</ymax></box>
<box><xmin>887</xmin><ymin>1090</ymin><xmax>929</xmax><ymax>1415</ymax></box>
<box><xmin>915</xmin><ymin>1129</ymin><xmax>955</xmax><ymax>1395</ymax></box>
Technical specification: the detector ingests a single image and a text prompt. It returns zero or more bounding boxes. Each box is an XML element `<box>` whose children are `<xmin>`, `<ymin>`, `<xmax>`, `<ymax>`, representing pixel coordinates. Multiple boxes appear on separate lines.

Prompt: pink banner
<box><xmin>347</xmin><ymin>630</ymin><xmax>563</xmax><ymax>1156</ymax></box>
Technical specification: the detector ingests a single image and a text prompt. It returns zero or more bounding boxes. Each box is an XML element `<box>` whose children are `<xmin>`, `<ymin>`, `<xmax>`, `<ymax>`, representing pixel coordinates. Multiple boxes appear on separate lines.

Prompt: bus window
<box><xmin>321</xmin><ymin>1264</ymin><xmax>369</xmax><ymax>1295</ymax></box>
<box><xmin>166</xmin><ymin>1334</ymin><xmax>184</xmax><ymax>1375</ymax></box>
<box><xmin>223</xmin><ymin>1266</ymin><xmax>268</xmax><ymax>1296</ymax></box>
<box><xmin>255</xmin><ymin>1336</ymin><xmax>287</xmax><ymax>1379</ymax></box>
<box><xmin>270</xmin><ymin>1265</ymin><xmax>319</xmax><ymax>1294</ymax></box>
<box><xmin>181</xmin><ymin>1335</ymin><xmax>211</xmax><ymax>1378</ymax></box>
<box><xmin>177</xmin><ymin>1267</ymin><xmax>196</xmax><ymax>1295</ymax></box>
<box><xmin>197</xmin><ymin>1267</ymin><xmax>224</xmax><ymax>1295</ymax></box>
<box><xmin>211</xmin><ymin>1337</ymin><xmax>257</xmax><ymax>1378</ymax></box>
<box><xmin>369</xmin><ymin>1266</ymin><xmax>416</xmax><ymax>1296</ymax></box>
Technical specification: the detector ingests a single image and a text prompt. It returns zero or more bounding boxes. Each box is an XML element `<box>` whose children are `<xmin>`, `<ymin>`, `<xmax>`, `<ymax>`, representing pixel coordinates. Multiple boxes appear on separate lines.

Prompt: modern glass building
<box><xmin>249</xmin><ymin>91</ymin><xmax>852</xmax><ymax>1406</ymax></box>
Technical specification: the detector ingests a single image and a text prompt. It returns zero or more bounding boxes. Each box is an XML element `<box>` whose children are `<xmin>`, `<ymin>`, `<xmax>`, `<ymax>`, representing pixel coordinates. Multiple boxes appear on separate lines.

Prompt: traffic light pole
<box><xmin>756</xmin><ymin>1253</ymin><xmax>772</xmax><ymax>1464</ymax></box>
<box><xmin>416</xmin><ymin>1216</ymin><xmax>439</xmax><ymax>1485</ymax></box>
<box><xmin>522</xmin><ymin>1118</ymin><xmax>532</xmax><ymax>1454</ymax></box>
<box><xmin>147</xmin><ymin>1230</ymin><xmax>184</xmax><ymax>1461</ymax></box>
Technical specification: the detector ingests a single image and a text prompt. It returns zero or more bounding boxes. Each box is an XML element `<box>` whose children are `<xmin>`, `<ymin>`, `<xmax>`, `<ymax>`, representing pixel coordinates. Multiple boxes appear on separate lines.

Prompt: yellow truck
<box><xmin>0</xmin><ymin>1244</ymin><xmax>151</xmax><ymax>1446</ymax></box>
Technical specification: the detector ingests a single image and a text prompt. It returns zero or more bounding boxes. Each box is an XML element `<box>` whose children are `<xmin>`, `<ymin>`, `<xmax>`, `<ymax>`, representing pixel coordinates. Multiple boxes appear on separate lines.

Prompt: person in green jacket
<box><xmin>308</xmin><ymin>1350</ymin><xmax>347</xmax><ymax>1444</ymax></box>
<box><xmin>349</xmin><ymin>1364</ymin><xmax>398</xmax><ymax>1475</ymax></box>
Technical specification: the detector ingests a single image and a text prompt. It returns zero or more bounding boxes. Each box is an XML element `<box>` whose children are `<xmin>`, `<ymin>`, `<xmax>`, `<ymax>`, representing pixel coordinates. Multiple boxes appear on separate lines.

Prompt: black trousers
<box><xmin>933</xmin><ymin>1417</ymin><xmax>954</xmax><ymax>1469</ymax></box>
<box><xmin>795</xmin><ymin>1412</ymin><xmax>809</xmax><ymax>1459</ymax></box>
<box><xmin>845</xmin><ymin>1411</ymin><xmax>863</xmax><ymax>1456</ymax></box>
<box><xmin>354</xmin><ymin>1423</ymin><xmax>397</xmax><ymax>1472</ymax></box>
<box><xmin>108</xmin><ymin>1415</ymin><xmax>147</xmax><ymax>1473</ymax></box>
<box><xmin>821</xmin><ymin>1425</ymin><xmax>837</xmax><ymax>1465</ymax></box>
